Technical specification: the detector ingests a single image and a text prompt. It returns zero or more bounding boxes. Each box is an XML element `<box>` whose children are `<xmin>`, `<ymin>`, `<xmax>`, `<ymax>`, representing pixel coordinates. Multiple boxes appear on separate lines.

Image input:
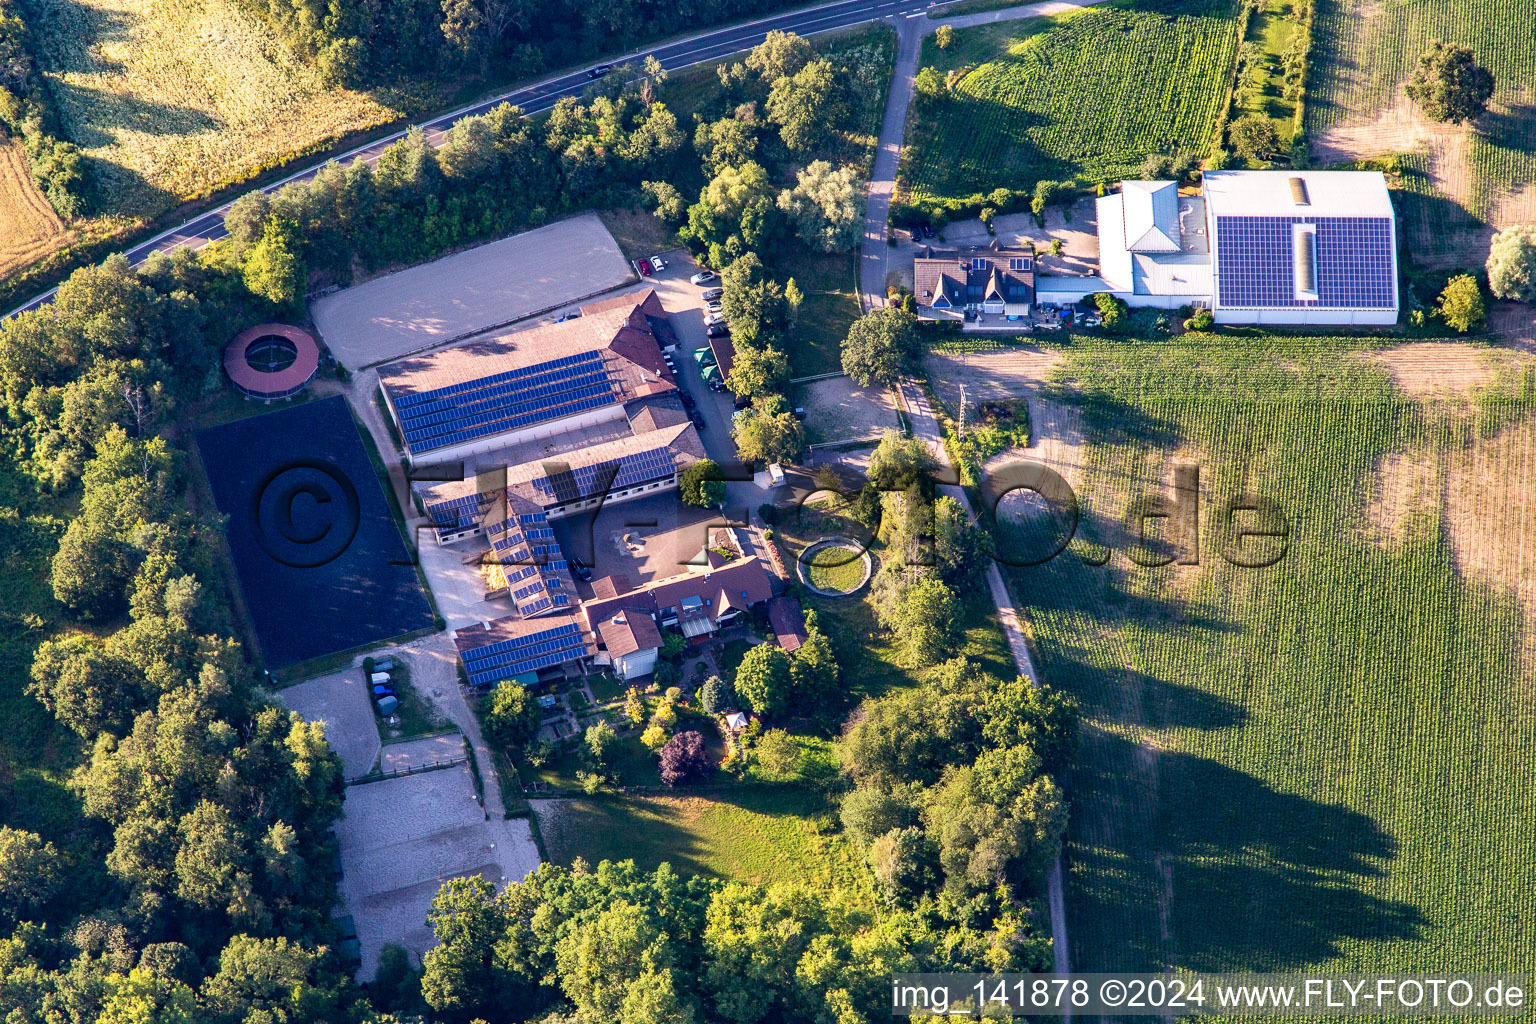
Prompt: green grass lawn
<box><xmin>998</xmin><ymin>336</ymin><xmax>1536</xmax><ymax>975</ymax></box>
<box><xmin>901</xmin><ymin>2</ymin><xmax>1240</xmax><ymax>205</ymax></box>
<box><xmin>789</xmin><ymin>290</ymin><xmax>860</xmax><ymax>377</ymax></box>
<box><xmin>806</xmin><ymin>544</ymin><xmax>867</xmax><ymax>593</ymax></box>
<box><xmin>534</xmin><ymin>786</ymin><xmax>872</xmax><ymax>892</ymax></box>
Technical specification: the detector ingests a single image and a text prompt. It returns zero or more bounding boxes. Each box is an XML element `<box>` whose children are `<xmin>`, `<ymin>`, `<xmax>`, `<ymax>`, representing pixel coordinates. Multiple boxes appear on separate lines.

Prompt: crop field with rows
<box><xmin>1307</xmin><ymin>0</ymin><xmax>1536</xmax><ymax>220</ymax></box>
<box><xmin>21</xmin><ymin>0</ymin><xmax>421</xmax><ymax>220</ymax></box>
<box><xmin>901</xmin><ymin>5</ymin><xmax>1240</xmax><ymax>208</ymax></box>
<box><xmin>991</xmin><ymin>338</ymin><xmax>1536</xmax><ymax>973</ymax></box>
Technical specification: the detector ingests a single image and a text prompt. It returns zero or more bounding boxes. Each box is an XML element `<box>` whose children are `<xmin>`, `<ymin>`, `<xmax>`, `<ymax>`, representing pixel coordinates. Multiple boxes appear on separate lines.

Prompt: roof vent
<box><xmin>1293</xmin><ymin>225</ymin><xmax>1318</xmax><ymax>299</ymax></box>
<box><xmin>1288</xmin><ymin>176</ymin><xmax>1310</xmax><ymax>206</ymax></box>
<box><xmin>613</xmin><ymin>613</ymin><xmax>625</xmax><ymax>624</ymax></box>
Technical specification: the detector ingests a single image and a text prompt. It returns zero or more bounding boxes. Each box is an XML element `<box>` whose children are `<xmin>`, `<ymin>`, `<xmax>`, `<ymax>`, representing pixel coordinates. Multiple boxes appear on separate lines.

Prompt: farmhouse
<box><xmin>377</xmin><ymin>289</ymin><xmax>679</xmax><ymax>465</ymax></box>
<box><xmin>913</xmin><ymin>243</ymin><xmax>1036</xmax><ymax>320</ymax></box>
<box><xmin>1043</xmin><ymin>170</ymin><xmax>1399</xmax><ymax>325</ymax></box>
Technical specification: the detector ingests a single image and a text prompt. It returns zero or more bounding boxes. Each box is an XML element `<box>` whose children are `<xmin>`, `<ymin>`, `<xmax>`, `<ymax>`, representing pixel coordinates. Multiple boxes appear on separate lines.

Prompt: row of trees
<box><xmin>0</xmin><ymin>0</ymin><xmax>89</xmax><ymax>217</ymax></box>
<box><xmin>255</xmin><ymin>0</ymin><xmax>809</xmax><ymax>88</ymax></box>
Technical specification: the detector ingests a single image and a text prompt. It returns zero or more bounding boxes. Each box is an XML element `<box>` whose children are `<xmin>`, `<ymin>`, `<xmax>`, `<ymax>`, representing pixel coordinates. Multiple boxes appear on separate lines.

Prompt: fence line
<box><xmin>348</xmin><ymin>755</ymin><xmax>467</xmax><ymax>786</ymax></box>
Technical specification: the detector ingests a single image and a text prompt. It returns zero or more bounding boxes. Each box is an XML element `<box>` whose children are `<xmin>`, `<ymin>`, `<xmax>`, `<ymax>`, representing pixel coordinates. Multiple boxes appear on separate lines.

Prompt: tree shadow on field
<box><xmin>1477</xmin><ymin>103</ymin><xmax>1536</xmax><ymax>157</ymax></box>
<box><xmin>1071</xmin><ymin>730</ymin><xmax>1424</xmax><ymax>971</ymax></box>
<box><xmin>50</xmin><ymin>80</ymin><xmax>228</xmax><ymax>151</ymax></box>
<box><xmin>1041</xmin><ymin>649</ymin><xmax>1247</xmax><ymax>733</ymax></box>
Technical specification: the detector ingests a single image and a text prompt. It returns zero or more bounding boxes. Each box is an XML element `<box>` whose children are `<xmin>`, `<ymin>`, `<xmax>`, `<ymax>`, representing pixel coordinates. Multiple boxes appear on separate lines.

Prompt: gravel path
<box><xmin>279</xmin><ymin>665</ymin><xmax>381</xmax><ymax>779</ymax></box>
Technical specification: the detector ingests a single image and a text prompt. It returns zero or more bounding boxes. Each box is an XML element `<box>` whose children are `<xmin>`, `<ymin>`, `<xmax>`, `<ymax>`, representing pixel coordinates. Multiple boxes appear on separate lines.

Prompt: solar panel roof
<box><xmin>393</xmin><ymin>351</ymin><xmax>619</xmax><ymax>453</ymax></box>
<box><xmin>1214</xmin><ymin>216</ymin><xmax>1395</xmax><ymax>309</ymax></box>
<box><xmin>460</xmin><ymin>620</ymin><xmax>589</xmax><ymax>686</ymax></box>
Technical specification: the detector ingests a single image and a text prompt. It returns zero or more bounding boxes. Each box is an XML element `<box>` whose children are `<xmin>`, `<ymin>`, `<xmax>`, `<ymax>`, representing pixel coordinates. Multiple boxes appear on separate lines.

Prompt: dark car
<box><xmin>922</xmin><ymin>223</ymin><xmax>935</xmax><ymax>239</ymax></box>
<box><xmin>678</xmin><ymin>390</ymin><xmax>697</xmax><ymax>409</ymax></box>
<box><xmin>567</xmin><ymin>558</ymin><xmax>593</xmax><ymax>582</ymax></box>
<box><xmin>702</xmin><ymin>287</ymin><xmax>724</xmax><ymax>301</ymax></box>
<box><xmin>733</xmin><ymin>392</ymin><xmax>750</xmax><ymax>410</ymax></box>
<box><xmin>586</xmin><ymin>63</ymin><xmax>613</xmax><ymax>79</ymax></box>
<box><xmin>372</xmin><ymin>683</ymin><xmax>394</xmax><ymax>697</ymax></box>
<box><xmin>706</xmin><ymin>323</ymin><xmax>730</xmax><ymax>339</ymax></box>
<box><xmin>690</xmin><ymin>410</ymin><xmax>707</xmax><ymax>428</ymax></box>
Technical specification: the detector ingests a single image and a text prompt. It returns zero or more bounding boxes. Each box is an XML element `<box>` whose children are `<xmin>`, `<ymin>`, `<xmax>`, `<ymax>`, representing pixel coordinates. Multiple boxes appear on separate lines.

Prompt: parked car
<box><xmin>706</xmin><ymin>300</ymin><xmax>723</xmax><ymax>314</ymax></box>
<box><xmin>568</xmin><ymin>557</ymin><xmax>593</xmax><ymax>582</ymax></box>
<box><xmin>376</xmin><ymin>695</ymin><xmax>400</xmax><ymax>716</ymax></box>
<box><xmin>702</xmin><ymin>287</ymin><xmax>724</xmax><ymax>301</ymax></box>
<box><xmin>586</xmin><ymin>63</ymin><xmax>613</xmax><ymax>78</ymax></box>
<box><xmin>690</xmin><ymin>270</ymin><xmax>718</xmax><ymax>285</ymax></box>
<box><xmin>678</xmin><ymin>389</ymin><xmax>697</xmax><ymax>409</ymax></box>
<box><xmin>555</xmin><ymin>312</ymin><xmax>581</xmax><ymax>323</ymax></box>
<box><xmin>636</xmin><ymin>258</ymin><xmax>655</xmax><ymax>276</ymax></box>
<box><xmin>648</xmin><ymin>254</ymin><xmax>668</xmax><ymax>272</ymax></box>
<box><xmin>704</xmin><ymin>311</ymin><xmax>726</xmax><ymax>326</ymax></box>
<box><xmin>690</xmin><ymin>410</ymin><xmax>707</xmax><ymax>428</ymax></box>
<box><xmin>374</xmin><ymin>657</ymin><xmax>396</xmax><ymax>672</ymax></box>
<box><xmin>733</xmin><ymin>392</ymin><xmax>750</xmax><ymax>410</ymax></box>
<box><xmin>922</xmin><ymin>223</ymin><xmax>935</xmax><ymax>239</ymax></box>
<box><xmin>369</xmin><ymin>671</ymin><xmax>390</xmax><ymax>685</ymax></box>
<box><xmin>372</xmin><ymin>684</ymin><xmax>395</xmax><ymax>698</ymax></box>
<box><xmin>1083</xmin><ymin>314</ymin><xmax>1104</xmax><ymax>328</ymax></box>
<box><xmin>706</xmin><ymin>323</ymin><xmax>730</xmax><ymax>339</ymax></box>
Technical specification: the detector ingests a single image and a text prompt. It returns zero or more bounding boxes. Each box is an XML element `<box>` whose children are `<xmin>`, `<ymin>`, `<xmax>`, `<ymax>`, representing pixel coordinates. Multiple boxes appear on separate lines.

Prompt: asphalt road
<box><xmin>6</xmin><ymin>0</ymin><xmax>934</xmax><ymax>319</ymax></box>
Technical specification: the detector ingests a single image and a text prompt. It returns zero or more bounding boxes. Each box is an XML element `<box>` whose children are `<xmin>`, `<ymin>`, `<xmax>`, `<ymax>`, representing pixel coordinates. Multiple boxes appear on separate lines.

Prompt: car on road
<box><xmin>678</xmin><ymin>389</ymin><xmax>697</xmax><ymax>409</ymax></box>
<box><xmin>690</xmin><ymin>410</ymin><xmax>707</xmax><ymax>429</ymax></box>
<box><xmin>702</xmin><ymin>287</ymin><xmax>723</xmax><ymax>301</ymax></box>
<box><xmin>690</xmin><ymin>270</ymin><xmax>718</xmax><ymax>285</ymax></box>
<box><xmin>586</xmin><ymin>63</ymin><xmax>614</xmax><ymax>78</ymax></box>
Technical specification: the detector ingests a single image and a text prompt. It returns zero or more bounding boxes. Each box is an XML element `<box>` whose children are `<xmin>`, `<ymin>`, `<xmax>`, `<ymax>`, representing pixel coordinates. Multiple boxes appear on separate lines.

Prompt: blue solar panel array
<box><xmin>1215</xmin><ymin>216</ymin><xmax>1394</xmax><ymax>309</ymax></box>
<box><xmin>461</xmin><ymin>620</ymin><xmax>588</xmax><ymax>687</ymax></box>
<box><xmin>392</xmin><ymin>351</ymin><xmax>619</xmax><ymax>453</ymax></box>
<box><xmin>533</xmin><ymin>447</ymin><xmax>677</xmax><ymax>505</ymax></box>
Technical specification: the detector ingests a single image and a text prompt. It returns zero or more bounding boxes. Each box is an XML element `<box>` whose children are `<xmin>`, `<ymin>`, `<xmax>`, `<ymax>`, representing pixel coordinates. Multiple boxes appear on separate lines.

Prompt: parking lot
<box><xmin>553</xmin><ymin>491</ymin><xmax>724</xmax><ymax>590</ymax></box>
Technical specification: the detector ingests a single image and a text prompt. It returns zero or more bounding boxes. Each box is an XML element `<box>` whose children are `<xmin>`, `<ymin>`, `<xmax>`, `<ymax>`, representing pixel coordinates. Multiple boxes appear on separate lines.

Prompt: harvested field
<box><xmin>1444</xmin><ymin>415</ymin><xmax>1536</xmax><ymax>643</ymax></box>
<box><xmin>0</xmin><ymin>139</ymin><xmax>68</xmax><ymax>278</ymax></box>
<box><xmin>925</xmin><ymin>345</ymin><xmax>1064</xmax><ymax>410</ymax></box>
<box><xmin>25</xmin><ymin>0</ymin><xmax>413</xmax><ymax>218</ymax></box>
<box><xmin>1367</xmin><ymin>342</ymin><xmax>1496</xmax><ymax>399</ymax></box>
<box><xmin>798</xmin><ymin>375</ymin><xmax>899</xmax><ymax>443</ymax></box>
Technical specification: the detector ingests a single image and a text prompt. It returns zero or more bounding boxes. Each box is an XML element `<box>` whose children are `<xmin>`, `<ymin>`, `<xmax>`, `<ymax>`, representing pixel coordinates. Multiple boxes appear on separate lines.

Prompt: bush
<box><xmin>1183</xmin><ymin>307</ymin><xmax>1215</xmax><ymax>331</ymax></box>
<box><xmin>1437</xmin><ymin>274</ymin><xmax>1485</xmax><ymax>333</ymax></box>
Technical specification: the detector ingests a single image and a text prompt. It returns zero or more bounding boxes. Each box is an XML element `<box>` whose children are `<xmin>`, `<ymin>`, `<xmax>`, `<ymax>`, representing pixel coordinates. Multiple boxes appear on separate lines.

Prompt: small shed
<box><xmin>725</xmin><ymin>711</ymin><xmax>749</xmax><ymax>731</ymax></box>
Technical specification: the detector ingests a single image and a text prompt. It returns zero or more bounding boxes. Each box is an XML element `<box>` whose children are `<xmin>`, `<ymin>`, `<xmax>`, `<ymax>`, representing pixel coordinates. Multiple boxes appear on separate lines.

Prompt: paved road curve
<box><xmin>6</xmin><ymin>0</ymin><xmax>934</xmax><ymax>319</ymax></box>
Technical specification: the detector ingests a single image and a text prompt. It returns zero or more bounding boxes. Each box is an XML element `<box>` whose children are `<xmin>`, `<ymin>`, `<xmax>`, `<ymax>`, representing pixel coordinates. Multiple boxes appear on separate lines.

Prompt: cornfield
<box><xmin>998</xmin><ymin>339</ymin><xmax>1536</xmax><ymax>975</ymax></box>
<box><xmin>903</xmin><ymin>8</ymin><xmax>1240</xmax><ymax>206</ymax></box>
<box><xmin>1307</xmin><ymin>0</ymin><xmax>1536</xmax><ymax>219</ymax></box>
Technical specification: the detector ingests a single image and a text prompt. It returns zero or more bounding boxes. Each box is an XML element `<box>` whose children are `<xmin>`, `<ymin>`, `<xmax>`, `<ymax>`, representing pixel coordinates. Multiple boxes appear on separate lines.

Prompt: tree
<box><xmin>625</xmin><ymin>686</ymin><xmax>646</xmax><ymax>724</ymax></box>
<box><xmin>724</xmin><ymin>342</ymin><xmax>789</xmax><ymax>400</ymax></box>
<box><xmin>777</xmin><ymin>161</ymin><xmax>865</xmax><ymax>252</ymax></box>
<box><xmin>745</xmin><ymin>30</ymin><xmax>814</xmax><ymax>81</ymax></box>
<box><xmin>484</xmin><ymin>683</ymin><xmax>542</xmax><ymax>752</ymax></box>
<box><xmin>733</xmin><ymin>644</ymin><xmax>791</xmax><ymax>716</ymax></box>
<box><xmin>699</xmin><ymin>675</ymin><xmax>735</xmax><ymax>714</ymax></box>
<box><xmin>50</xmin><ymin>519</ymin><xmax>136</xmax><ymax>621</ymax></box>
<box><xmin>0</xmin><ymin>827</ymin><xmax>63</xmax><ymax>926</ymax></box>
<box><xmin>641</xmin><ymin>723</ymin><xmax>669</xmax><ymax>750</ymax></box>
<box><xmin>98</xmin><ymin>968</ymin><xmax>198</xmax><ymax>1024</ymax></box>
<box><xmin>585</xmin><ymin>722</ymin><xmax>619</xmax><ymax>767</ymax></box>
<box><xmin>242</xmin><ymin>216</ymin><xmax>305</xmax><ymax>309</ymax></box>
<box><xmin>754</xmin><ymin>729</ymin><xmax>800</xmax><ymax>780</ymax></box>
<box><xmin>680</xmin><ymin>459</ymin><xmax>727</xmax><ymax>507</ymax></box>
<box><xmin>732</xmin><ymin>399</ymin><xmax>804</xmax><ymax>465</ymax></box>
<box><xmin>841</xmin><ymin>307</ymin><xmax>921</xmax><ymax>386</ymax></box>
<box><xmin>1406</xmin><ymin>40</ymin><xmax>1495</xmax><ymax>123</ymax></box>
<box><xmin>884</xmin><ymin>578</ymin><xmax>960</xmax><ymax>667</ymax></box>
<box><xmin>767</xmin><ymin>59</ymin><xmax>846</xmax><ymax>154</ymax></box>
<box><xmin>869</xmin><ymin>826</ymin><xmax>940</xmax><ymax>904</ymax></box>
<box><xmin>867</xmin><ymin>431</ymin><xmax>937</xmax><ymax>490</ymax></box>
<box><xmin>658</xmin><ymin>730</ymin><xmax>712</xmax><ymax>786</ymax></box>
<box><xmin>932</xmin><ymin>496</ymin><xmax>993</xmax><ymax>584</ymax></box>
<box><xmin>1228</xmin><ymin>114</ymin><xmax>1280</xmax><ymax>161</ymax></box>
<box><xmin>1438</xmin><ymin>274</ymin><xmax>1485</xmax><ymax>333</ymax></box>
<box><xmin>789</xmin><ymin>622</ymin><xmax>838</xmax><ymax>710</ymax></box>
<box><xmin>421</xmin><ymin>876</ymin><xmax>509</xmax><ymax>1015</ymax></box>
<box><xmin>28</xmin><ymin>634</ymin><xmax>142</xmax><ymax>737</ymax></box>
<box><xmin>1487</xmin><ymin>225</ymin><xmax>1536</xmax><ymax>302</ymax></box>
<box><xmin>721</xmin><ymin>253</ymin><xmax>792</xmax><ymax>345</ymax></box>
<box><xmin>839</xmin><ymin>785</ymin><xmax>919</xmax><ymax>846</ymax></box>
<box><xmin>642</xmin><ymin>180</ymin><xmax>687</xmax><ymax>224</ymax></box>
<box><xmin>934</xmin><ymin>25</ymin><xmax>954</xmax><ymax>49</ymax></box>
